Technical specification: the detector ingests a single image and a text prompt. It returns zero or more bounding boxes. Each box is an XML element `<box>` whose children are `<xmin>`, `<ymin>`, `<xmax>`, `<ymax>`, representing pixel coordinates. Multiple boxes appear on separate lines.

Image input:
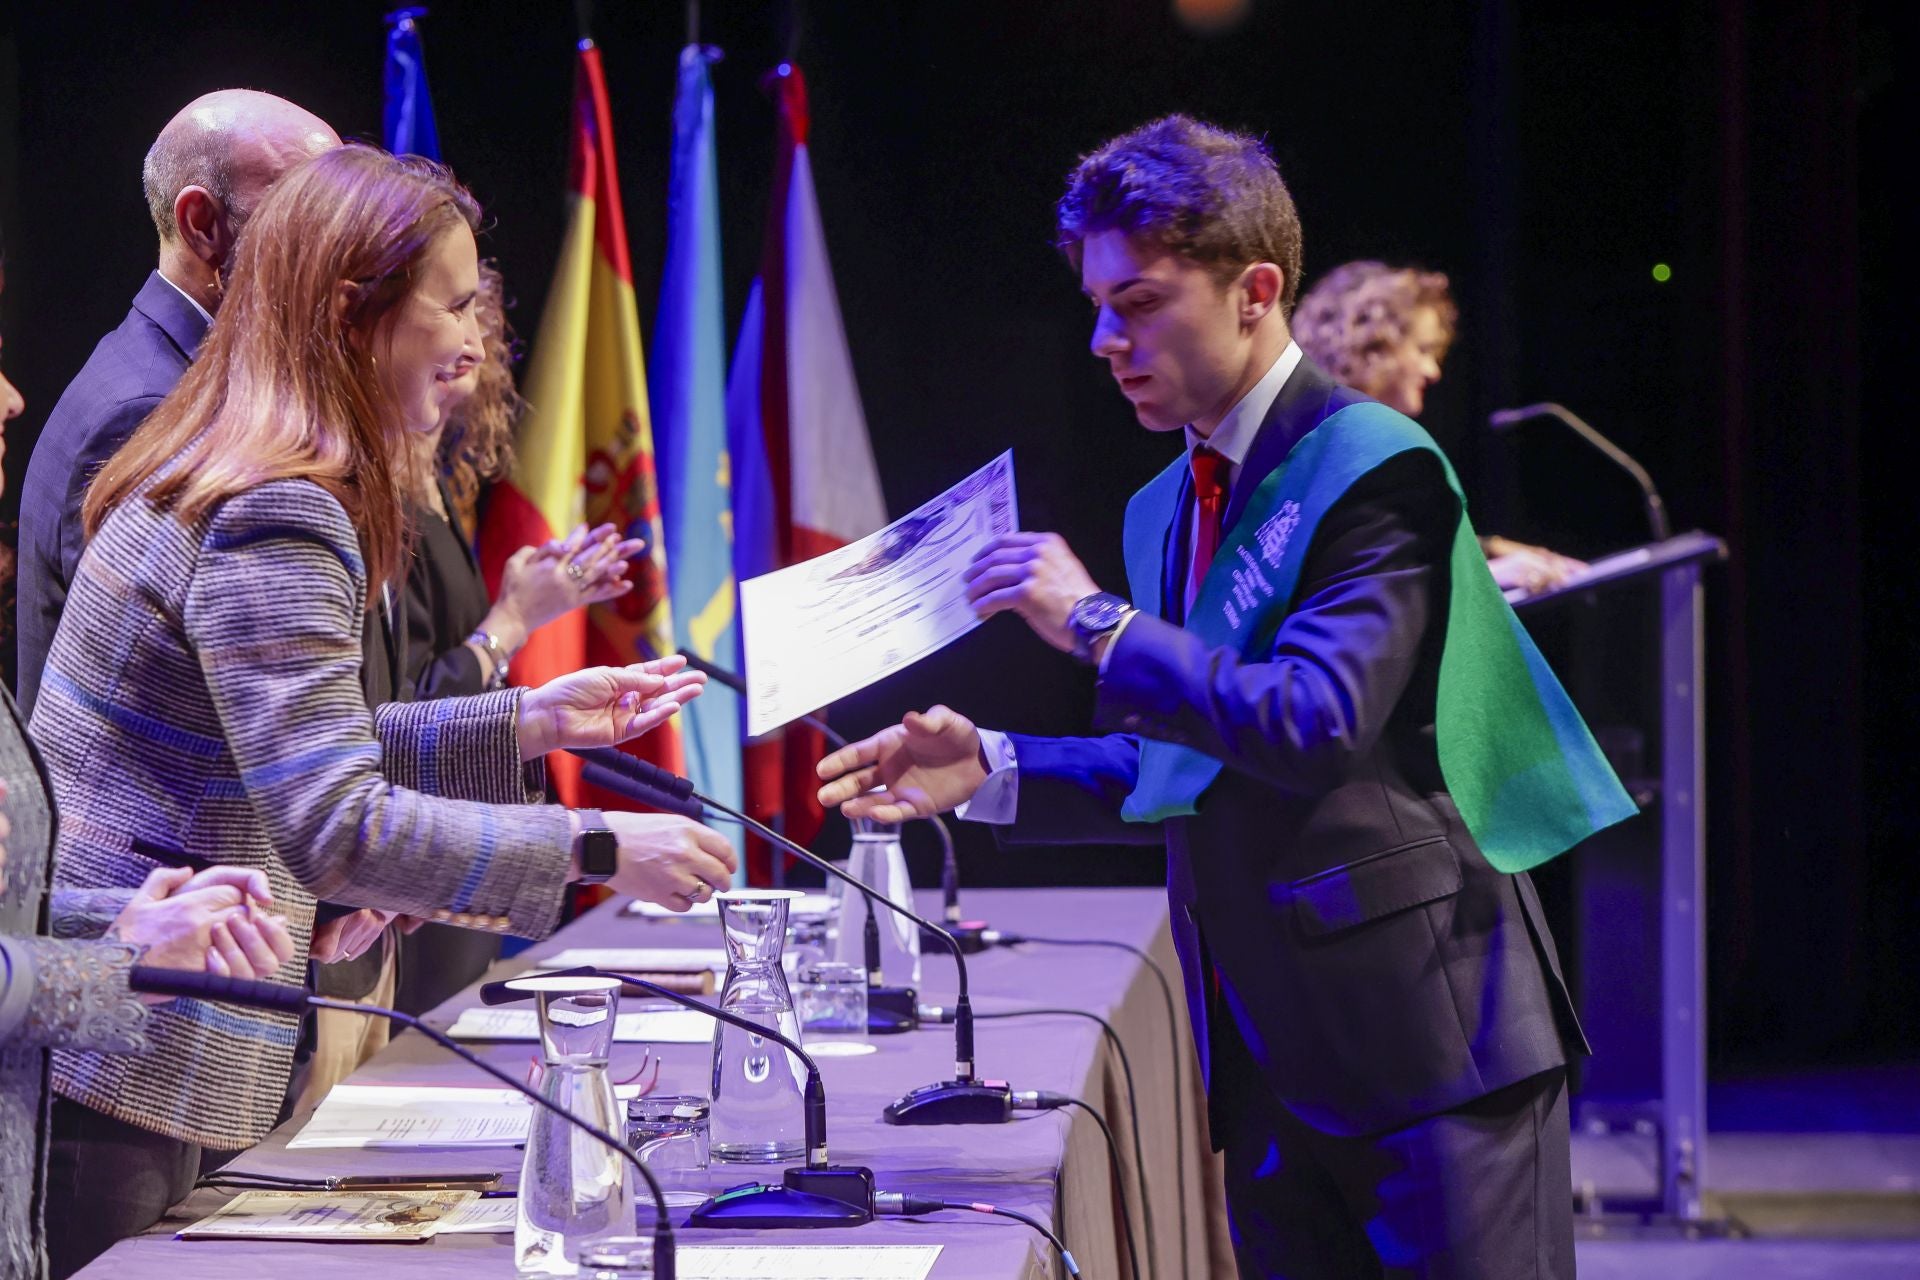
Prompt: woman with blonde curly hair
<box><xmin>1296</xmin><ymin>260</ymin><xmax>1584</xmax><ymax>594</ymax></box>
<box><xmin>406</xmin><ymin>262</ymin><xmax>638</xmax><ymax>704</ymax></box>
<box><xmin>1293</xmin><ymin>260</ymin><xmax>1459</xmax><ymax>418</ymax></box>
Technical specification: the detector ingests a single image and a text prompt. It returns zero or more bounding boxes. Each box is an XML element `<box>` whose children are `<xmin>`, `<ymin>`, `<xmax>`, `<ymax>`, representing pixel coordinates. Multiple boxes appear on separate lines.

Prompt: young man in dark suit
<box><xmin>817</xmin><ymin>116</ymin><xmax>1633</xmax><ymax>1278</ymax></box>
<box><xmin>14</xmin><ymin>89</ymin><xmax>337</xmax><ymax>719</ymax></box>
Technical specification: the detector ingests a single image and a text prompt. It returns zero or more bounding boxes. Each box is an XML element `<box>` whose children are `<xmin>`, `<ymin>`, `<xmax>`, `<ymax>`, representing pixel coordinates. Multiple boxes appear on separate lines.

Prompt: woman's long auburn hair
<box><xmin>83</xmin><ymin>144</ymin><xmax>481</xmax><ymax>596</ymax></box>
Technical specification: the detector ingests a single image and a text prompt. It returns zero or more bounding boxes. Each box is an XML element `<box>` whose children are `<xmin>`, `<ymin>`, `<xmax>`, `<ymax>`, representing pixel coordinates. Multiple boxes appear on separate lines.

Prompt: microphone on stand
<box><xmin>127</xmin><ymin>967</ymin><xmax>678</xmax><ymax>1279</ymax></box>
<box><xmin>480</xmin><ymin>966</ymin><xmax>874</xmax><ymax>1226</ymax></box>
<box><xmin>577</xmin><ymin>747</ymin><xmax>1014</xmax><ymax>1126</ymax></box>
<box><xmin>573</xmin><ymin>748</ymin><xmax>917</xmax><ymax>1034</ymax></box>
<box><xmin>1489</xmin><ymin>402</ymin><xmax>1672</xmax><ymax>543</ymax></box>
<box><xmin>671</xmin><ymin>652</ymin><xmax>981</xmax><ymax>949</ymax></box>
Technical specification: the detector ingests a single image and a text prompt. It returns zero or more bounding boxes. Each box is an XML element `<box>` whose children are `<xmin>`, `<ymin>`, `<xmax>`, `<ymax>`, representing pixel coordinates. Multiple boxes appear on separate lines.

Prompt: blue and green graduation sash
<box><xmin>1117</xmin><ymin>402</ymin><xmax>1635</xmax><ymax>873</ymax></box>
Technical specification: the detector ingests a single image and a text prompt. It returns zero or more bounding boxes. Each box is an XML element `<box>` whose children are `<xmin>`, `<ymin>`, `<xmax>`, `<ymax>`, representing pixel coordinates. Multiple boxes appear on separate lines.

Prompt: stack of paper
<box><xmin>536</xmin><ymin>946</ymin><xmax>726</xmax><ymax>972</ymax></box>
<box><xmin>177</xmin><ymin>1189</ymin><xmax>478</xmax><ymax>1242</ymax></box>
<box><xmin>290</xmin><ymin>1082</ymin><xmax>654</xmax><ymax>1150</ymax></box>
<box><xmin>443</xmin><ymin>1006</ymin><xmax>715</xmax><ymax>1044</ymax></box>
<box><xmin>623</xmin><ymin>892</ymin><xmax>836</xmax><ymax>920</ymax></box>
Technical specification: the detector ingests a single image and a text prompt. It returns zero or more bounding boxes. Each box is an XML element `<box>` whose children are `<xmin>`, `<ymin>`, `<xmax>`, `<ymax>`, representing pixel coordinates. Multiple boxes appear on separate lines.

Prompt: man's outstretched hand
<box><xmin>815</xmin><ymin>705</ymin><xmax>989</xmax><ymax>823</ymax></box>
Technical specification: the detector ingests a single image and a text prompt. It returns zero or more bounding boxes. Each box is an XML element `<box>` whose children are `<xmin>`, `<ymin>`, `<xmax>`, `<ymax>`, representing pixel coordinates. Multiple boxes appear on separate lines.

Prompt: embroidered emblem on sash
<box><xmin>1257</xmin><ymin>501</ymin><xmax>1302</xmax><ymax>568</ymax></box>
<box><xmin>1223</xmin><ymin>546</ymin><xmax>1277</xmax><ymax>631</ymax></box>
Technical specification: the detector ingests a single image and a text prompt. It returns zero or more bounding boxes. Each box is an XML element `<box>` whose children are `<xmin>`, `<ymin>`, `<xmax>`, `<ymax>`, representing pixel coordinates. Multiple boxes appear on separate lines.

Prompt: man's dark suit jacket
<box><xmin>14</xmin><ymin>271</ymin><xmax>404</xmax><ymax>717</ymax></box>
<box><xmin>1003</xmin><ymin>357</ymin><xmax>1585</xmax><ymax>1142</ymax></box>
<box><xmin>15</xmin><ymin>273</ymin><xmax>207</xmax><ymax>719</ymax></box>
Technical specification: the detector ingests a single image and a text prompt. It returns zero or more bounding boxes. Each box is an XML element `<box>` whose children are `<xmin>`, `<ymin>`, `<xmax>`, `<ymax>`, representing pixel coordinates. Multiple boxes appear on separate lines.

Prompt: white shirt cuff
<box><xmin>955</xmin><ymin>728</ymin><xmax>1019</xmax><ymax>825</ymax></box>
<box><xmin>1096</xmin><ymin>609</ymin><xmax>1140</xmax><ymax>674</ymax></box>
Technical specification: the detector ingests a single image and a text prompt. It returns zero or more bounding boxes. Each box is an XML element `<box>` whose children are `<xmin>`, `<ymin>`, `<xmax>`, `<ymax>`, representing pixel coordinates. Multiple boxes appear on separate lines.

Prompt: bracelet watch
<box><xmin>467</xmin><ymin>630</ymin><xmax>511</xmax><ymax>689</ymax></box>
<box><xmin>1066</xmin><ymin>592</ymin><xmax>1135</xmax><ymax>665</ymax></box>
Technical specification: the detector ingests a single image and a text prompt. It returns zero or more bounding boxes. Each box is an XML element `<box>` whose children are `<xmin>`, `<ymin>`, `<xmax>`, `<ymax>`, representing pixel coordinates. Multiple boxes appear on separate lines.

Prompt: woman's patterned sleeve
<box><xmin>0</xmin><ymin>933</ymin><xmax>148</xmax><ymax>1054</ymax></box>
<box><xmin>45</xmin><ymin>887</ymin><xmax>138</xmax><ymax>941</ymax></box>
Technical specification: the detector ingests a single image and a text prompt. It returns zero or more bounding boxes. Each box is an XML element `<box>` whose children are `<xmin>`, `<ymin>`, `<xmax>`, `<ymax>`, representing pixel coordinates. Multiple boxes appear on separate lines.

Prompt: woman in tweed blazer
<box><xmin>30</xmin><ymin>147</ymin><xmax>738</xmax><ymax>1271</ymax></box>
<box><xmin>3</xmin><ymin>266</ymin><xmax>298</xmax><ymax>1280</ymax></box>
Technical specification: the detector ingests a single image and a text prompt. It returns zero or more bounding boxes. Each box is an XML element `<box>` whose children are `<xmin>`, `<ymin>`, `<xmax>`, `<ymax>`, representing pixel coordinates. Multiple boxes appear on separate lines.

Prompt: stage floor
<box><xmin>1570</xmin><ymin>1063</ymin><xmax>1920</xmax><ymax>1276</ymax></box>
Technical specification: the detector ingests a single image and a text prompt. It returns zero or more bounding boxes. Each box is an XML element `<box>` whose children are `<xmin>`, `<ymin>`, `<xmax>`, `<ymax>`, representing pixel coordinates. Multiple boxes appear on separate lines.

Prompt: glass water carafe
<box><xmin>832</xmin><ymin>813</ymin><xmax>922</xmax><ymax>987</ymax></box>
<box><xmin>709</xmin><ymin>889</ymin><xmax>808</xmax><ymax>1163</ymax></box>
<box><xmin>513</xmin><ymin>975</ymin><xmax>637</xmax><ymax>1277</ymax></box>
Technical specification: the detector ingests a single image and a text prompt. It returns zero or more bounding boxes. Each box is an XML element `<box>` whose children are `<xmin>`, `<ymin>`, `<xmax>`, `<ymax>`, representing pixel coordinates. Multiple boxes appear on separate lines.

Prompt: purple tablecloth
<box><xmin>75</xmin><ymin>887</ymin><xmax>1233</xmax><ymax>1279</ymax></box>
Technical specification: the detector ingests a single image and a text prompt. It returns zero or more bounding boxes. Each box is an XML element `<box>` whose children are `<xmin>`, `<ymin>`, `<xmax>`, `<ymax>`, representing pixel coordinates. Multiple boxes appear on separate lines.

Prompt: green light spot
<box><xmin>1652</xmin><ymin>263</ymin><xmax>1673</xmax><ymax>283</ymax></box>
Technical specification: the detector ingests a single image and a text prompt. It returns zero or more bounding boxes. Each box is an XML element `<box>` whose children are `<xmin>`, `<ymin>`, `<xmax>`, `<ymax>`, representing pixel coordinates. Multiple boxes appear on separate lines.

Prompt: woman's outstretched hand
<box><xmin>518</xmin><ymin>655</ymin><xmax>706</xmax><ymax>760</ymax></box>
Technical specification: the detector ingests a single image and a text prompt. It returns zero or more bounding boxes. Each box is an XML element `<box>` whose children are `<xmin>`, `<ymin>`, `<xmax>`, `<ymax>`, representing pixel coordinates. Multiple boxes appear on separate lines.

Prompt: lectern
<box><xmin>1510</xmin><ymin>530</ymin><xmax>1728</xmax><ymax>1222</ymax></box>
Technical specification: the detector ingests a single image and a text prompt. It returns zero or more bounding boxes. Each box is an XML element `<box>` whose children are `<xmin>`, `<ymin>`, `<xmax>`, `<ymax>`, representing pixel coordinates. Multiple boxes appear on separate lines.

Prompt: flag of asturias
<box><xmin>653</xmin><ymin>44</ymin><xmax>744</xmax><ymax>874</ymax></box>
<box><xmin>382</xmin><ymin>7</ymin><xmax>441</xmax><ymax>161</ymax></box>
<box><xmin>478</xmin><ymin>40</ymin><xmax>681</xmax><ymax>803</ymax></box>
<box><xmin>729</xmin><ymin>62</ymin><xmax>888</xmax><ymax>866</ymax></box>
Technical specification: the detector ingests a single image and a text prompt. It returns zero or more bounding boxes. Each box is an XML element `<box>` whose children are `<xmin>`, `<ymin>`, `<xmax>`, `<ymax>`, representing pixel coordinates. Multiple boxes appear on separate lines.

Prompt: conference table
<box><xmin>76</xmin><ymin>887</ymin><xmax>1233</xmax><ymax>1279</ymax></box>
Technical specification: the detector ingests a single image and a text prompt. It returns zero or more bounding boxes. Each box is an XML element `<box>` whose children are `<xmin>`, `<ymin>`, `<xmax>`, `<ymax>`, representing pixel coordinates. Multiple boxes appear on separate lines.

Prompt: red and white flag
<box><xmin>728</xmin><ymin>61</ymin><xmax>887</xmax><ymax>875</ymax></box>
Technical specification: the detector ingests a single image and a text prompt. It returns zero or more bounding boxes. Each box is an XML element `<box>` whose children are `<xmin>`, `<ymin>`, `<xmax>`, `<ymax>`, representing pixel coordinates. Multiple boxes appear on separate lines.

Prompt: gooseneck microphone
<box><xmin>672</xmin><ymin>652</ymin><xmax>971</xmax><ymax>936</ymax></box>
<box><xmin>127</xmin><ymin>967</ymin><xmax>677</xmax><ymax>1279</ymax></box>
<box><xmin>574</xmin><ymin>746</ymin><xmax>915</xmax><ymax>1038</ymax></box>
<box><xmin>578</xmin><ymin>745</ymin><xmax>921</xmax><ymax>1035</ymax></box>
<box><xmin>580</xmin><ymin>747</ymin><xmax>1011</xmax><ymax>1126</ymax></box>
<box><xmin>481</xmin><ymin>965</ymin><xmax>875</xmax><ymax>1227</ymax></box>
<box><xmin>1488</xmin><ymin>402</ymin><xmax>1672</xmax><ymax>542</ymax></box>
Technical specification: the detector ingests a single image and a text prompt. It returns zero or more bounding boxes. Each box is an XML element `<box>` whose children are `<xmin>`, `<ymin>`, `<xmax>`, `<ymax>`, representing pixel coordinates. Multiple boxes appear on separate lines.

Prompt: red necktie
<box><xmin>1186</xmin><ymin>445</ymin><xmax>1230</xmax><ymax>615</ymax></box>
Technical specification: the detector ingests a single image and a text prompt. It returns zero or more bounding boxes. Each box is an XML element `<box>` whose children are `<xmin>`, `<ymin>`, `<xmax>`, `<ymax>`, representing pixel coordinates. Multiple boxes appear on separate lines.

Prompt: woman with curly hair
<box><xmin>1295</xmin><ymin>261</ymin><xmax>1584</xmax><ymax>594</ymax></box>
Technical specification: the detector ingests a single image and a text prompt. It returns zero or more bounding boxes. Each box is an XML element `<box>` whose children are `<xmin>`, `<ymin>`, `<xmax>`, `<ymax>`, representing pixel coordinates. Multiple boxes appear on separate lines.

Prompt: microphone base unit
<box><xmin>923</xmin><ymin>921</ymin><xmax>991</xmax><ymax>954</ymax></box>
<box><xmin>883</xmin><ymin>1078</ymin><xmax>1013</xmax><ymax>1126</ymax></box>
<box><xmin>687</xmin><ymin>1165</ymin><xmax>875</xmax><ymax>1228</ymax></box>
<box><xmin>866</xmin><ymin>984</ymin><xmax>919</xmax><ymax>1034</ymax></box>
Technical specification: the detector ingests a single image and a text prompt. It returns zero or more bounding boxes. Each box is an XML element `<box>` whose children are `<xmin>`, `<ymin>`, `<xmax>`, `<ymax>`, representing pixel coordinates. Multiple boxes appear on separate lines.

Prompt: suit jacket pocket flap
<box><xmin>1286</xmin><ymin>837</ymin><xmax>1462</xmax><ymax>936</ymax></box>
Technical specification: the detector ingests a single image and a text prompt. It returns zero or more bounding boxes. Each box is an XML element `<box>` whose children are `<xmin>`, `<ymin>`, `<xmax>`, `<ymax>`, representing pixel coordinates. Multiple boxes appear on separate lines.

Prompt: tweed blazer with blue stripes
<box><xmin>29</xmin><ymin>476</ymin><xmax>575</xmax><ymax>1150</ymax></box>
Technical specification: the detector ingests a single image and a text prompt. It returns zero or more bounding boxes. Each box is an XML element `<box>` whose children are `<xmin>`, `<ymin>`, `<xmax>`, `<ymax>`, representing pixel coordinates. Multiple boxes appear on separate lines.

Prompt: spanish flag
<box><xmin>478</xmin><ymin>39</ymin><xmax>681</xmax><ymax>803</ymax></box>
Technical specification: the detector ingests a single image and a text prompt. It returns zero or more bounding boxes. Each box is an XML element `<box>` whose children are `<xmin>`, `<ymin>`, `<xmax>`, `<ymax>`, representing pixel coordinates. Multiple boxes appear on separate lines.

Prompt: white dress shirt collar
<box><xmin>157</xmin><ymin>270</ymin><xmax>215</xmax><ymax>326</ymax></box>
<box><xmin>1183</xmin><ymin>339</ymin><xmax>1303</xmax><ymax>473</ymax></box>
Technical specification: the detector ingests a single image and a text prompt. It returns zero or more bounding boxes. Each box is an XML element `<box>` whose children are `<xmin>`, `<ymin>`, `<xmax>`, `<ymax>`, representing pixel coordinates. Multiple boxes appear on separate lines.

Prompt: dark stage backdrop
<box><xmin>0</xmin><ymin>1</ymin><xmax>1901</xmax><ymax>1067</ymax></box>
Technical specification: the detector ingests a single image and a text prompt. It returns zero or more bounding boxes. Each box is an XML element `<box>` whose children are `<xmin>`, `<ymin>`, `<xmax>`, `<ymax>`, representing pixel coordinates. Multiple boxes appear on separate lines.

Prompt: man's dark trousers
<box><xmin>1213</xmin><ymin>1007</ymin><xmax>1575</xmax><ymax>1279</ymax></box>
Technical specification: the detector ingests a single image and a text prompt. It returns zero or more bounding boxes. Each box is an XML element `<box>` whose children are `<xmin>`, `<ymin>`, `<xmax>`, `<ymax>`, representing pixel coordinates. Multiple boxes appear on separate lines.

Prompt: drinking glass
<box><xmin>795</xmin><ymin>961</ymin><xmax>868</xmax><ymax>1039</ymax></box>
<box><xmin>625</xmin><ymin>1094</ymin><xmax>710</xmax><ymax>1207</ymax></box>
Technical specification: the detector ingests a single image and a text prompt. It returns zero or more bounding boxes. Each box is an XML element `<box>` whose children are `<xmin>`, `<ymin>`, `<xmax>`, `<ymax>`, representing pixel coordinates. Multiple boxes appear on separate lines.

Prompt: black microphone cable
<box><xmin>973</xmin><ymin>1007</ymin><xmax>1151</xmax><ymax>1273</ymax></box>
<box><xmin>875</xmin><ymin>1192</ymin><xmax>1081</xmax><ymax>1278</ymax></box>
<box><xmin>1012</xmin><ymin>1091</ymin><xmax>1140</xmax><ymax>1280</ymax></box>
<box><xmin>987</xmin><ymin>933</ymin><xmax>1188</xmax><ymax>1280</ymax></box>
<box><xmin>130</xmin><ymin>967</ymin><xmax>678</xmax><ymax>1277</ymax></box>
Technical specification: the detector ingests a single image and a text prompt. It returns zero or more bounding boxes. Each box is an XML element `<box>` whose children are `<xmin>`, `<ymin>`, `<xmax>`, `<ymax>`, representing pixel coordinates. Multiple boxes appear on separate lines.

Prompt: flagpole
<box><xmin>780</xmin><ymin>0</ymin><xmax>801</xmax><ymax>60</ymax></box>
<box><xmin>686</xmin><ymin>0</ymin><xmax>700</xmax><ymax>45</ymax></box>
<box><xmin>574</xmin><ymin>0</ymin><xmax>594</xmax><ymax>43</ymax></box>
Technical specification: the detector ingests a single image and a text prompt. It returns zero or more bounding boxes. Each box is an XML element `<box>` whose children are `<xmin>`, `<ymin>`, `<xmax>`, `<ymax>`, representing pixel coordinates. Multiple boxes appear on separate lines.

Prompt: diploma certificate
<box><xmin>740</xmin><ymin>451</ymin><xmax>1017</xmax><ymax>737</ymax></box>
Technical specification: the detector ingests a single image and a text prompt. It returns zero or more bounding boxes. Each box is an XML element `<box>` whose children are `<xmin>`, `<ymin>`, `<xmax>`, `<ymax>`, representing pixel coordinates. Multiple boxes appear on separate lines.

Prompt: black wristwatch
<box><xmin>573</xmin><ymin>814</ymin><xmax>618</xmax><ymax>884</ymax></box>
<box><xmin>1067</xmin><ymin>592</ymin><xmax>1135</xmax><ymax>664</ymax></box>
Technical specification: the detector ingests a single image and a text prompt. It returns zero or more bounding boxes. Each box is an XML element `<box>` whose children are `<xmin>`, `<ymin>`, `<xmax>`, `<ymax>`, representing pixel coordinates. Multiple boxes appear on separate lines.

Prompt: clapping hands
<box><xmin>107</xmin><ymin>865</ymin><xmax>297</xmax><ymax>1004</ymax></box>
